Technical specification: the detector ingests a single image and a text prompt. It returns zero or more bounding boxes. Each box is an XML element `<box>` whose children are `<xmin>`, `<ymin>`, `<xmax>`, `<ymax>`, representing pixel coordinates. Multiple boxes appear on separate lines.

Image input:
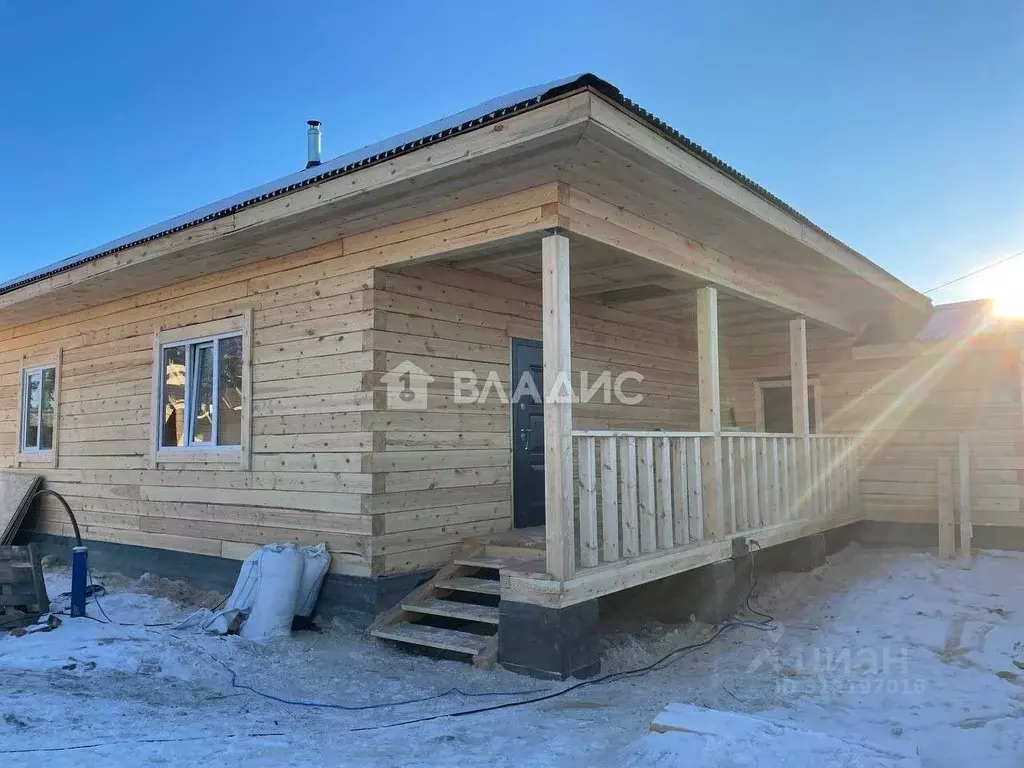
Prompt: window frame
<box><xmin>151</xmin><ymin>313</ymin><xmax>251</xmax><ymax>468</ymax></box>
<box><xmin>16</xmin><ymin>351</ymin><xmax>62</xmax><ymax>468</ymax></box>
<box><xmin>754</xmin><ymin>377</ymin><xmax>822</xmax><ymax>434</ymax></box>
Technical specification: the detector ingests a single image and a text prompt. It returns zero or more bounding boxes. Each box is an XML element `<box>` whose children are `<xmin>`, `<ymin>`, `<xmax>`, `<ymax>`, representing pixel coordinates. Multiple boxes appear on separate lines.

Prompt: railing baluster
<box><xmin>689</xmin><ymin>438</ymin><xmax>703</xmax><ymax>542</ymax></box>
<box><xmin>770</xmin><ymin>437</ymin><xmax>781</xmax><ymax>526</ymax></box>
<box><xmin>619</xmin><ymin>437</ymin><xmax>640</xmax><ymax>557</ymax></box>
<box><xmin>577</xmin><ymin>437</ymin><xmax>599</xmax><ymax>567</ymax></box>
<box><xmin>672</xmin><ymin>438</ymin><xmax>689</xmax><ymax>545</ymax></box>
<box><xmin>791</xmin><ymin>438</ymin><xmax>799</xmax><ymax>520</ymax></box>
<box><xmin>828</xmin><ymin>440</ymin><xmax>835</xmax><ymax>516</ymax></box>
<box><xmin>746</xmin><ymin>436</ymin><xmax>760</xmax><ymax>531</ymax></box>
<box><xmin>570</xmin><ymin>431</ymin><xmax>859</xmax><ymax>569</ymax></box>
<box><xmin>600</xmin><ymin>437</ymin><xmax>619</xmax><ymax>563</ymax></box>
<box><xmin>838</xmin><ymin>439</ymin><xmax>847</xmax><ymax>515</ymax></box>
<box><xmin>637</xmin><ymin>438</ymin><xmax>657</xmax><ymax>554</ymax></box>
<box><xmin>780</xmin><ymin>438</ymin><xmax>789</xmax><ymax>520</ymax></box>
<box><xmin>656</xmin><ymin>437</ymin><xmax>673</xmax><ymax>550</ymax></box>
<box><xmin>757</xmin><ymin>436</ymin><xmax>769</xmax><ymax>527</ymax></box>
<box><xmin>727</xmin><ymin>437</ymin><xmax>738</xmax><ymax>533</ymax></box>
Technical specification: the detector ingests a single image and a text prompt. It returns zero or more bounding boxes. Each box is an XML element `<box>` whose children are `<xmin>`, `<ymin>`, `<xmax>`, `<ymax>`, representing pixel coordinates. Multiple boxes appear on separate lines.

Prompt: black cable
<box><xmin>350</xmin><ymin>622</ymin><xmax>740</xmax><ymax>732</ymax></box>
<box><xmin>923</xmin><ymin>248</ymin><xmax>1024</xmax><ymax>295</ymax></box>
<box><xmin>740</xmin><ymin>541</ymin><xmax>775</xmax><ymax>627</ymax></box>
<box><xmin>29</xmin><ymin>489</ymin><xmax>82</xmax><ymax>547</ymax></box>
<box><xmin>350</xmin><ymin>547</ymin><xmax>779</xmax><ymax>732</ymax></box>
<box><xmin>55</xmin><ymin>537</ymin><xmax>778</xmax><ymax>725</ymax></box>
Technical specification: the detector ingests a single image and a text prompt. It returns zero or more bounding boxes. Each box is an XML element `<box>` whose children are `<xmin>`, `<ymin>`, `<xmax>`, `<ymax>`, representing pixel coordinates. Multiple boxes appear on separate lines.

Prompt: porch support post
<box><xmin>542</xmin><ymin>231</ymin><xmax>575</xmax><ymax>580</ymax></box>
<box><xmin>790</xmin><ymin>318</ymin><xmax>811</xmax><ymax>516</ymax></box>
<box><xmin>697</xmin><ymin>286</ymin><xmax>725</xmax><ymax>541</ymax></box>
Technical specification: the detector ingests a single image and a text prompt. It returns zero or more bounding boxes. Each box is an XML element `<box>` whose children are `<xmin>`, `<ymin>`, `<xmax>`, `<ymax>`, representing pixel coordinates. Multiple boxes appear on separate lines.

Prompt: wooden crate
<box><xmin>0</xmin><ymin>544</ymin><xmax>50</xmax><ymax>630</ymax></box>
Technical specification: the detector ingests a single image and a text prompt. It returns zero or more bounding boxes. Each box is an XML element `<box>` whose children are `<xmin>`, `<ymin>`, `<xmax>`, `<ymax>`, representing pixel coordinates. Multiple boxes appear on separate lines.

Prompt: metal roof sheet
<box><xmin>915</xmin><ymin>299</ymin><xmax>994</xmax><ymax>341</ymax></box>
<box><xmin>0</xmin><ymin>73</ymin><xmax>917</xmax><ymax>303</ymax></box>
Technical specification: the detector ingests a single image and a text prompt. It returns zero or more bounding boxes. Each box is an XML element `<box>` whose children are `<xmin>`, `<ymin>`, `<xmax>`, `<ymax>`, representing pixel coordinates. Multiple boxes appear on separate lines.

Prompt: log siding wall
<box><xmin>723</xmin><ymin>327</ymin><xmax>1024</xmax><ymax>528</ymax></box>
<box><xmin>365</xmin><ymin>262</ymin><xmax>698</xmax><ymax>574</ymax></box>
<box><xmin>0</xmin><ymin>244</ymin><xmax>380</xmax><ymax>576</ymax></box>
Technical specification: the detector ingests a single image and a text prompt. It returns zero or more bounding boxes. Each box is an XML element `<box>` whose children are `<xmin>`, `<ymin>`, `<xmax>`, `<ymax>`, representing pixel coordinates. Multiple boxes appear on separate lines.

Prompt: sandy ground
<box><xmin>1</xmin><ymin>544</ymin><xmax>1022</xmax><ymax>767</ymax></box>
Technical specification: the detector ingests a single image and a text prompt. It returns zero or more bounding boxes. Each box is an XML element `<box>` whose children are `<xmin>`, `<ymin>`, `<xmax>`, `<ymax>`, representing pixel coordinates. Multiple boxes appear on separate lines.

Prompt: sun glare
<box><xmin>974</xmin><ymin>260</ymin><xmax>1024</xmax><ymax>318</ymax></box>
<box><xmin>992</xmin><ymin>292</ymin><xmax>1024</xmax><ymax>318</ymax></box>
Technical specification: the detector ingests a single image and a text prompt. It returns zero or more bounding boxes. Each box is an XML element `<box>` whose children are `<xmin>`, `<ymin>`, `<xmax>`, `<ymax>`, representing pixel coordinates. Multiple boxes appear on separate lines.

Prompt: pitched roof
<box><xmin>914</xmin><ymin>299</ymin><xmax>994</xmax><ymax>341</ymax></box>
<box><xmin>0</xmin><ymin>73</ymin><xmax>911</xmax><ymax>300</ymax></box>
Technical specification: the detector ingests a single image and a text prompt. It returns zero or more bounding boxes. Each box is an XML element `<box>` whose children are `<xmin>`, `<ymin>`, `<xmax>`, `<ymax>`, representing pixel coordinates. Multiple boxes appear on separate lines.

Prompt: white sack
<box><xmin>241</xmin><ymin>544</ymin><xmax>304</xmax><ymax>641</ymax></box>
<box><xmin>295</xmin><ymin>543</ymin><xmax>331</xmax><ymax>618</ymax></box>
<box><xmin>225</xmin><ymin>547</ymin><xmax>263</xmax><ymax>612</ymax></box>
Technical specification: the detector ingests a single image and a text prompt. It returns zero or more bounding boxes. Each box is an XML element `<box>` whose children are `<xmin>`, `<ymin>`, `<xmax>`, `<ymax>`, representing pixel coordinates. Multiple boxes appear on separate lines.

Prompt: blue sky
<box><xmin>1</xmin><ymin>0</ymin><xmax>1021</xmax><ymax>304</ymax></box>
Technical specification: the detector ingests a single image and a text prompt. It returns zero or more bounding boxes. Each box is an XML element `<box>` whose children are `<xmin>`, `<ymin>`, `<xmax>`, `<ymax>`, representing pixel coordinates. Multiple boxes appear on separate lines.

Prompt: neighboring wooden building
<box><xmin>2</xmin><ymin>74</ymin><xmax>1007</xmax><ymax>678</ymax></box>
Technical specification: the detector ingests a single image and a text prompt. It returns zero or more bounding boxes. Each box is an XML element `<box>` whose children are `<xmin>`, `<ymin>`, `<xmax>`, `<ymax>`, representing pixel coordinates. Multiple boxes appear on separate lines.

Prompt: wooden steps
<box><xmin>371</xmin><ymin>623</ymin><xmax>491</xmax><ymax>655</ymax></box>
<box><xmin>370</xmin><ymin>538</ymin><xmax>545</xmax><ymax>668</ymax></box>
<box><xmin>401</xmin><ymin>597</ymin><xmax>499</xmax><ymax>624</ymax></box>
<box><xmin>453</xmin><ymin>553</ymin><xmax>544</xmax><ymax>571</ymax></box>
<box><xmin>434</xmin><ymin>576</ymin><xmax>501</xmax><ymax>596</ymax></box>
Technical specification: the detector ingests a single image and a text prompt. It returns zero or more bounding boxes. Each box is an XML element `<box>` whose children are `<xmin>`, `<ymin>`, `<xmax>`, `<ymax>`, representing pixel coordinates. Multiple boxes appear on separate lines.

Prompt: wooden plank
<box><xmin>782</xmin><ymin>439</ymin><xmax>793</xmax><ymax>521</ymax></box>
<box><xmin>671</xmin><ymin>438</ymin><xmax>689</xmax><ymax>545</ymax></box>
<box><xmin>619</xmin><ymin>436</ymin><xmax>640</xmax><ymax>557</ymax></box>
<box><xmin>689</xmin><ymin>438</ymin><xmax>704</xmax><ymax>542</ymax></box>
<box><xmin>958</xmin><ymin>434</ymin><xmax>972</xmax><ymax>566</ymax></box>
<box><xmin>372</xmin><ymin>622</ymin><xmax>491</xmax><ymax>655</ymax></box>
<box><xmin>637</xmin><ymin>437</ymin><xmax>657</xmax><ymax>554</ymax></box>
<box><xmin>757</xmin><ymin>437</ymin><xmax>770</xmax><ymax>526</ymax></box>
<box><xmin>542</xmin><ymin>232</ymin><xmax>574</xmax><ymax>580</ymax></box>
<box><xmin>599</xmin><ymin>436</ymin><xmax>620</xmax><ymax>562</ymax></box>
<box><xmin>790</xmin><ymin>318</ymin><xmax>810</xmax><ymax>518</ymax></box>
<box><xmin>697</xmin><ymin>286</ymin><xmax>724</xmax><ymax>540</ymax></box>
<box><xmin>402</xmin><ymin>598</ymin><xmax>499</xmax><ymax>625</ymax></box>
<box><xmin>937</xmin><ymin>456</ymin><xmax>955</xmax><ymax>558</ymax></box>
<box><xmin>769</xmin><ymin>438</ymin><xmax>781</xmax><ymax>526</ymax></box>
<box><xmin>697</xmin><ymin>287</ymin><xmax>721</xmax><ymax>432</ymax></box>
<box><xmin>746</xmin><ymin>437</ymin><xmax>760</xmax><ymax>530</ymax></box>
<box><xmin>655</xmin><ymin>437</ymin><xmax>673</xmax><ymax>550</ymax></box>
<box><xmin>26</xmin><ymin>543</ymin><xmax>50</xmax><ymax>615</ymax></box>
<box><xmin>728</xmin><ymin>438</ymin><xmax>739</xmax><ymax>533</ymax></box>
<box><xmin>0</xmin><ymin>474</ymin><xmax>42</xmax><ymax>546</ymax></box>
<box><xmin>434</xmin><ymin>576</ymin><xmax>500</xmax><ymax>596</ymax></box>
<box><xmin>577</xmin><ymin>436</ymin><xmax>599</xmax><ymax>567</ymax></box>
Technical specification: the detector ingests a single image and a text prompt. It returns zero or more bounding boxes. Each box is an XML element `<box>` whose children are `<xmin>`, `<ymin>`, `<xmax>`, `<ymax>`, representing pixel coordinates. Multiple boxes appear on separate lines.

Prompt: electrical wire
<box><xmin>345</xmin><ymin>543</ymin><xmax>779</xmax><ymax>731</ymax></box>
<box><xmin>923</xmin><ymin>247</ymin><xmax>1024</xmax><ymax>295</ymax></box>
<box><xmin>56</xmin><ymin>547</ymin><xmax>777</xmax><ymax>727</ymax></box>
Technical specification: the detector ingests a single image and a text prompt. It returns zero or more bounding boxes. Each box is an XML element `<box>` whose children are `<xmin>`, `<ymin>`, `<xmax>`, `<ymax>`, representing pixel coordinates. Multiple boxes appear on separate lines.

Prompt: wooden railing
<box><xmin>569</xmin><ymin>430</ymin><xmax>859</xmax><ymax>574</ymax></box>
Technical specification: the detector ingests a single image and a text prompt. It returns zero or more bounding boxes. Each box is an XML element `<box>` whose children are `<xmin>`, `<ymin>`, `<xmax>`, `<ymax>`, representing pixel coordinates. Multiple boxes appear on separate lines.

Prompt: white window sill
<box><xmin>17</xmin><ymin>451</ymin><xmax>55</xmax><ymax>466</ymax></box>
<box><xmin>155</xmin><ymin>447</ymin><xmax>243</xmax><ymax>465</ymax></box>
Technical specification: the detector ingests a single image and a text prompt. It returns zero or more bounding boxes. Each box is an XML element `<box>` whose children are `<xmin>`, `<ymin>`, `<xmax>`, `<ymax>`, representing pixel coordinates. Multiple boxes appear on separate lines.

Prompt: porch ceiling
<box><xmin>443</xmin><ymin>234</ymin><xmax>827</xmax><ymax>336</ymax></box>
<box><xmin>556</xmin><ymin>98</ymin><xmax>929</xmax><ymax>335</ymax></box>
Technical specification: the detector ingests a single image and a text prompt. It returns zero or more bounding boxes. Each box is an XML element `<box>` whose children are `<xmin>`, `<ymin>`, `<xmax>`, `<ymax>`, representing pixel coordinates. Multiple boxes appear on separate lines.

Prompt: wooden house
<box><xmin>1</xmin><ymin>74</ymin><xmax>1009</xmax><ymax>678</ymax></box>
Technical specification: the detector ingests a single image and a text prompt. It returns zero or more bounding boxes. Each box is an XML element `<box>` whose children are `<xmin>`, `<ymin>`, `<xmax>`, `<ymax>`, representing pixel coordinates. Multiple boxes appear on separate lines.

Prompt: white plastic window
<box><xmin>21</xmin><ymin>365</ymin><xmax>57</xmax><ymax>452</ymax></box>
<box><xmin>159</xmin><ymin>334</ymin><xmax>243</xmax><ymax>450</ymax></box>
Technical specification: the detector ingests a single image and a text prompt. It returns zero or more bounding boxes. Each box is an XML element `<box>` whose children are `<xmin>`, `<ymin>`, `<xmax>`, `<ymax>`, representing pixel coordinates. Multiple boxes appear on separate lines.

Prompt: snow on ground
<box><xmin>1</xmin><ymin>545</ymin><xmax>1022</xmax><ymax>767</ymax></box>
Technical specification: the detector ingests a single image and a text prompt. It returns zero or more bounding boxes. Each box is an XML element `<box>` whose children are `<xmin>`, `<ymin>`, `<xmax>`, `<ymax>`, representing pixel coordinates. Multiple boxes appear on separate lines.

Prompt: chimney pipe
<box><xmin>306</xmin><ymin>120</ymin><xmax>322</xmax><ymax>168</ymax></box>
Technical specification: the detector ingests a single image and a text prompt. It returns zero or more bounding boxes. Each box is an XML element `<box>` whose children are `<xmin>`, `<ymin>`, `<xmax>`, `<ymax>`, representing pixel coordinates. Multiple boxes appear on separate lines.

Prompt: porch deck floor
<box><xmin>477</xmin><ymin>526</ymin><xmax>546</xmax><ymax>551</ymax></box>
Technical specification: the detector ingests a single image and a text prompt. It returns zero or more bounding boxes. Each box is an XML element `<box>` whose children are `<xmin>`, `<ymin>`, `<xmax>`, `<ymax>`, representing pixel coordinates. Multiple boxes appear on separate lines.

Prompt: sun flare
<box><xmin>992</xmin><ymin>292</ymin><xmax>1024</xmax><ymax>318</ymax></box>
<box><xmin>973</xmin><ymin>259</ymin><xmax>1024</xmax><ymax>318</ymax></box>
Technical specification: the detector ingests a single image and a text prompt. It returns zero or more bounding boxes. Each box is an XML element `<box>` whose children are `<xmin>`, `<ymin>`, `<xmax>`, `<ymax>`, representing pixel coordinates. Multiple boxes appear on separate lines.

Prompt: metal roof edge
<box><xmin>0</xmin><ymin>72</ymin><xmax>927</xmax><ymax>314</ymax></box>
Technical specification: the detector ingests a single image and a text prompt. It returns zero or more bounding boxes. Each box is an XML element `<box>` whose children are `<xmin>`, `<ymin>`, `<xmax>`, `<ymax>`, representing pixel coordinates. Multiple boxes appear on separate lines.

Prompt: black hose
<box><xmin>30</xmin><ymin>489</ymin><xmax>82</xmax><ymax>547</ymax></box>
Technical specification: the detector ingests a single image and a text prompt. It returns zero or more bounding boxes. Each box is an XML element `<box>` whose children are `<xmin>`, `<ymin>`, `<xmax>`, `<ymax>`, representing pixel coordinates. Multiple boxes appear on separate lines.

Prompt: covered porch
<box><xmin>474</xmin><ymin>228</ymin><xmax>864</xmax><ymax>608</ymax></box>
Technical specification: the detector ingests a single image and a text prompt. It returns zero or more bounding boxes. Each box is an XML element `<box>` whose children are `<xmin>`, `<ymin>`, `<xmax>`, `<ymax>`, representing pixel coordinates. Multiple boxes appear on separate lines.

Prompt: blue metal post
<box><xmin>71</xmin><ymin>546</ymin><xmax>88</xmax><ymax>618</ymax></box>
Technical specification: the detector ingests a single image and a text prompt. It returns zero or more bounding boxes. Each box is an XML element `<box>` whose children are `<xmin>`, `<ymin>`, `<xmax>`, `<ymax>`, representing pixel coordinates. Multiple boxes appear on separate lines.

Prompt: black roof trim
<box><xmin>0</xmin><ymin>73</ymin><xmax>906</xmax><ymax>302</ymax></box>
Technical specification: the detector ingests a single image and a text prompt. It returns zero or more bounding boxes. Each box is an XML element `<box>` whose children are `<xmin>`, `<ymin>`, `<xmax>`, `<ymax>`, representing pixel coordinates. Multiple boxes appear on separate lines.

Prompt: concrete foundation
<box><xmin>499</xmin><ymin>598</ymin><xmax>600</xmax><ymax>680</ymax></box>
<box><xmin>20</xmin><ymin>532</ymin><xmax>431</xmax><ymax>627</ymax></box>
<box><xmin>853</xmin><ymin>520</ymin><xmax>1024</xmax><ymax>552</ymax></box>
